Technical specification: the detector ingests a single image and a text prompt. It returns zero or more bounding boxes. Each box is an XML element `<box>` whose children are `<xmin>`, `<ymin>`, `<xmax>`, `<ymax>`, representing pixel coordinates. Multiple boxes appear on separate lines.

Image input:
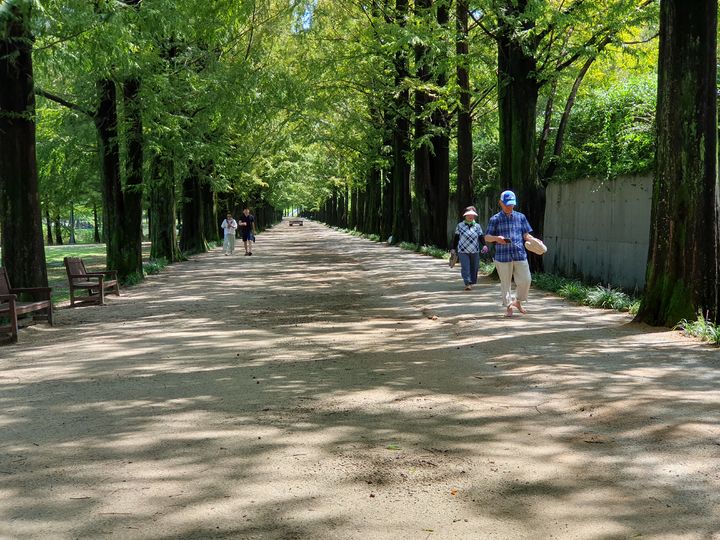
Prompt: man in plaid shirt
<box><xmin>485</xmin><ymin>190</ymin><xmax>539</xmax><ymax>316</ymax></box>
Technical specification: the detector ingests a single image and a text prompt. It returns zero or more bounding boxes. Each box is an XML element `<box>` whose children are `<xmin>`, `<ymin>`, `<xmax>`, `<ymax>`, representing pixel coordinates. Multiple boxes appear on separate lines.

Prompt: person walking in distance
<box><xmin>450</xmin><ymin>208</ymin><xmax>489</xmax><ymax>291</ymax></box>
<box><xmin>484</xmin><ymin>190</ymin><xmax>540</xmax><ymax>316</ymax></box>
<box><xmin>221</xmin><ymin>212</ymin><xmax>237</xmax><ymax>255</ymax></box>
<box><xmin>238</xmin><ymin>207</ymin><xmax>256</xmax><ymax>256</ymax></box>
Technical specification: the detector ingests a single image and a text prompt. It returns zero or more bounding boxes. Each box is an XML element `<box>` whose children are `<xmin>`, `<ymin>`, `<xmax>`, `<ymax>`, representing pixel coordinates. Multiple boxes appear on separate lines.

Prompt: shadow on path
<box><xmin>1</xmin><ymin>220</ymin><xmax>718</xmax><ymax>539</ymax></box>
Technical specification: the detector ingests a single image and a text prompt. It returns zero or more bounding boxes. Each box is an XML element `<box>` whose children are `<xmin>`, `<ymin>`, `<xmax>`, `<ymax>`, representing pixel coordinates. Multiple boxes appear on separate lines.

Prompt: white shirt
<box><xmin>221</xmin><ymin>218</ymin><xmax>237</xmax><ymax>236</ymax></box>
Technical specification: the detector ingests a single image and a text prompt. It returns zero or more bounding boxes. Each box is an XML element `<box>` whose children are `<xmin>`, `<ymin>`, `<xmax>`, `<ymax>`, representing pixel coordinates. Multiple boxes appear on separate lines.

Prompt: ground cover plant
<box><xmin>676</xmin><ymin>314</ymin><xmax>720</xmax><ymax>346</ymax></box>
<box><xmin>533</xmin><ymin>273</ymin><xmax>640</xmax><ymax>314</ymax></box>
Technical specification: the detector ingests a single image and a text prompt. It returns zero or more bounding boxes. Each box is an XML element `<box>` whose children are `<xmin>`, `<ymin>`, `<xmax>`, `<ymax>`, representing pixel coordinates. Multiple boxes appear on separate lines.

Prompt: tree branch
<box><xmin>542</xmin><ymin>52</ymin><xmax>598</xmax><ymax>183</ymax></box>
<box><xmin>468</xmin><ymin>10</ymin><xmax>498</xmax><ymax>41</ymax></box>
<box><xmin>35</xmin><ymin>88</ymin><xmax>94</xmax><ymax>118</ymax></box>
<box><xmin>622</xmin><ymin>32</ymin><xmax>659</xmax><ymax>45</ymax></box>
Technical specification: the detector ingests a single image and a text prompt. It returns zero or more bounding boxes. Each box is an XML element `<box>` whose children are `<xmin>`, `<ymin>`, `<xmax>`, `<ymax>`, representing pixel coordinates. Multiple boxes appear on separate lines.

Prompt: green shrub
<box><xmin>479</xmin><ymin>261</ymin><xmax>495</xmax><ymax>275</ymax></box>
<box><xmin>557</xmin><ymin>74</ymin><xmax>656</xmax><ymax>182</ymax></box>
<box><xmin>585</xmin><ymin>285</ymin><xmax>633</xmax><ymax>311</ymax></box>
<box><xmin>122</xmin><ymin>271</ymin><xmax>143</xmax><ymax>286</ymax></box>
<box><xmin>419</xmin><ymin>245</ymin><xmax>447</xmax><ymax>258</ymax></box>
<box><xmin>676</xmin><ymin>313</ymin><xmax>720</xmax><ymax>345</ymax></box>
<box><xmin>532</xmin><ymin>273</ymin><xmax>565</xmax><ymax>293</ymax></box>
<box><xmin>143</xmin><ymin>257</ymin><xmax>168</xmax><ymax>275</ymax></box>
<box><xmin>558</xmin><ymin>281</ymin><xmax>588</xmax><ymax>302</ymax></box>
<box><xmin>533</xmin><ymin>273</ymin><xmax>639</xmax><ymax>314</ymax></box>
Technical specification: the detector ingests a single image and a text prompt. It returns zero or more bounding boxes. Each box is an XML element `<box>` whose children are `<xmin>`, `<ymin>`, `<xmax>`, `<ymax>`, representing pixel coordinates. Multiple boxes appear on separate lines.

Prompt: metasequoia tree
<box><xmin>455</xmin><ymin>0</ymin><xmax>473</xmax><ymax>216</ymax></box>
<box><xmin>0</xmin><ymin>0</ymin><xmax>48</xmax><ymax>288</ymax></box>
<box><xmin>414</xmin><ymin>0</ymin><xmax>451</xmax><ymax>247</ymax></box>
<box><xmin>636</xmin><ymin>0</ymin><xmax>719</xmax><ymax>326</ymax></box>
<box><xmin>490</xmin><ymin>0</ymin><xmax>656</xmax><ymax>248</ymax></box>
<box><xmin>390</xmin><ymin>0</ymin><xmax>413</xmax><ymax>243</ymax></box>
<box><xmin>36</xmin><ymin>0</ymin><xmax>145</xmax><ymax>281</ymax></box>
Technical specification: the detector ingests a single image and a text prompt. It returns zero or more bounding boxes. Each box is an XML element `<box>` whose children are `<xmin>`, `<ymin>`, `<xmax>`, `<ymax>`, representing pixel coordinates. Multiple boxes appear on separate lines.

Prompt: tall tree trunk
<box><xmin>391</xmin><ymin>0</ymin><xmax>413</xmax><ymax>244</ymax></box>
<box><xmin>349</xmin><ymin>186</ymin><xmax>358</xmax><ymax>229</ymax></box>
<box><xmin>636</xmin><ymin>0</ymin><xmax>719</xmax><ymax>326</ymax></box>
<box><xmin>344</xmin><ymin>184</ymin><xmax>350</xmax><ymax>229</ymax></box>
<box><xmin>357</xmin><ymin>187</ymin><xmax>366</xmax><ymax>232</ymax></box>
<box><xmin>45</xmin><ymin>205</ymin><xmax>53</xmax><ymax>245</ymax></box>
<box><xmin>93</xmin><ymin>203</ymin><xmax>101</xmax><ymax>243</ymax></box>
<box><xmin>179</xmin><ymin>169</ymin><xmax>206</xmax><ymax>254</ymax></box>
<box><xmin>201</xmin><ymin>180</ymin><xmax>219</xmax><ymax>245</ymax></box>
<box><xmin>456</xmin><ymin>0</ymin><xmax>474</xmax><ymax>216</ymax></box>
<box><xmin>69</xmin><ymin>204</ymin><xmax>76</xmax><ymax>244</ymax></box>
<box><xmin>53</xmin><ymin>215</ymin><xmax>63</xmax><ymax>245</ymax></box>
<box><xmin>0</xmin><ymin>2</ymin><xmax>48</xmax><ymax>288</ymax></box>
<box><xmin>497</xmin><ymin>0</ymin><xmax>544</xmax><ymax>271</ymax></box>
<box><xmin>391</xmin><ymin>89</ymin><xmax>412</xmax><ymax>242</ymax></box>
<box><xmin>122</xmin><ymin>77</ymin><xmax>144</xmax><ymax>278</ymax></box>
<box><xmin>95</xmin><ymin>78</ymin><xmax>128</xmax><ymax>276</ymax></box>
<box><xmin>430</xmin><ymin>0</ymin><xmax>450</xmax><ymax>247</ymax></box>
<box><xmin>365</xmin><ymin>168</ymin><xmax>381</xmax><ymax>233</ymax></box>
<box><xmin>150</xmin><ymin>154</ymin><xmax>181</xmax><ymax>262</ymax></box>
<box><xmin>380</xmin><ymin>171</ymin><xmax>392</xmax><ymax>239</ymax></box>
<box><xmin>497</xmin><ymin>0</ymin><xmax>540</xmax><ymax>227</ymax></box>
<box><xmin>414</xmin><ymin>0</ymin><xmax>434</xmax><ymax>246</ymax></box>
<box><xmin>414</xmin><ymin>0</ymin><xmax>450</xmax><ymax>247</ymax></box>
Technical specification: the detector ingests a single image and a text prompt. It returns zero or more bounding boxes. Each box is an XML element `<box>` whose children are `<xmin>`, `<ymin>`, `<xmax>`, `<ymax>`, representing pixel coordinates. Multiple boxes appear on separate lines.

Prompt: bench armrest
<box><xmin>0</xmin><ymin>294</ymin><xmax>17</xmax><ymax>302</ymax></box>
<box><xmin>68</xmin><ymin>273</ymin><xmax>103</xmax><ymax>284</ymax></box>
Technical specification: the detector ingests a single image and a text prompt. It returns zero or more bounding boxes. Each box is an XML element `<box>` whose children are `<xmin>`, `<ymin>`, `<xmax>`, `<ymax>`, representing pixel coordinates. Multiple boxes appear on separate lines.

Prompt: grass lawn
<box><xmin>1</xmin><ymin>243</ymin><xmax>153</xmax><ymax>305</ymax></box>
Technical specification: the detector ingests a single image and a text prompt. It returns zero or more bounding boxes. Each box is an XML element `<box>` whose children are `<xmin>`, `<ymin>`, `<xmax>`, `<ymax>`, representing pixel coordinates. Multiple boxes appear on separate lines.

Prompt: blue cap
<box><xmin>500</xmin><ymin>190</ymin><xmax>517</xmax><ymax>206</ymax></box>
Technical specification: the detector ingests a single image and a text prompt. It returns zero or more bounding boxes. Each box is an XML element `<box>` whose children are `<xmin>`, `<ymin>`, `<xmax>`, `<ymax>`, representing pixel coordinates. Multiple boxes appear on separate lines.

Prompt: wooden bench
<box><xmin>64</xmin><ymin>257</ymin><xmax>120</xmax><ymax>307</ymax></box>
<box><xmin>288</xmin><ymin>218</ymin><xmax>303</xmax><ymax>226</ymax></box>
<box><xmin>0</xmin><ymin>267</ymin><xmax>53</xmax><ymax>343</ymax></box>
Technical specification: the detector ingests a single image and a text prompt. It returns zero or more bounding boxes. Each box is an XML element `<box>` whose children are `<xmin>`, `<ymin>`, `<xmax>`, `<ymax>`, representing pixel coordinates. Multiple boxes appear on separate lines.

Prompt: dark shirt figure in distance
<box><xmin>238</xmin><ymin>208</ymin><xmax>256</xmax><ymax>256</ymax></box>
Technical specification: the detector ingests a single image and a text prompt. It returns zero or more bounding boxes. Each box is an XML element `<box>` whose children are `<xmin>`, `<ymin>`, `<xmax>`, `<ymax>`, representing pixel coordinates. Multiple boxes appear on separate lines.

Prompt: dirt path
<box><xmin>1</xmin><ymin>220</ymin><xmax>719</xmax><ymax>539</ymax></box>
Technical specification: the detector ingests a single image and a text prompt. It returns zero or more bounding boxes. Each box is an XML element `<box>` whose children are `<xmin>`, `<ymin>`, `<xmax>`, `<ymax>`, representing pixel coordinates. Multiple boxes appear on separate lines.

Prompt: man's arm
<box><xmin>484</xmin><ymin>217</ymin><xmax>505</xmax><ymax>243</ymax></box>
<box><xmin>522</xmin><ymin>215</ymin><xmax>533</xmax><ymax>241</ymax></box>
<box><xmin>485</xmin><ymin>232</ymin><xmax>509</xmax><ymax>243</ymax></box>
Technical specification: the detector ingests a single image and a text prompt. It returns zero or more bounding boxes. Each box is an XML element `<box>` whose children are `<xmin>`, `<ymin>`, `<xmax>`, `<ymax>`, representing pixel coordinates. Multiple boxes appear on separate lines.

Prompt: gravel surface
<box><xmin>1</xmin><ymin>219</ymin><xmax>719</xmax><ymax>539</ymax></box>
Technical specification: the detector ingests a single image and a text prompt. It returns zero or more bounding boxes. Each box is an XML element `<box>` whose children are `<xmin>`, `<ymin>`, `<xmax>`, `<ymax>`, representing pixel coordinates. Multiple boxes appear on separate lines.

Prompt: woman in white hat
<box><xmin>450</xmin><ymin>207</ymin><xmax>488</xmax><ymax>290</ymax></box>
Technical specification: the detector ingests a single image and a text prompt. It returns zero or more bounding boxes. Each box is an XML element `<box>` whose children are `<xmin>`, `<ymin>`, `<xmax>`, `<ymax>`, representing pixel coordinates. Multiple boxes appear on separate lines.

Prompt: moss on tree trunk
<box><xmin>0</xmin><ymin>2</ymin><xmax>48</xmax><ymax>289</ymax></box>
<box><xmin>636</xmin><ymin>0</ymin><xmax>719</xmax><ymax>326</ymax></box>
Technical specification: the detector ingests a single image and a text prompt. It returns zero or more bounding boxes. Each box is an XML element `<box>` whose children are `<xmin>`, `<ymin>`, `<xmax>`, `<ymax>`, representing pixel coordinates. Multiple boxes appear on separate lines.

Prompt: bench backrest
<box><xmin>64</xmin><ymin>257</ymin><xmax>89</xmax><ymax>284</ymax></box>
<box><xmin>0</xmin><ymin>267</ymin><xmax>10</xmax><ymax>296</ymax></box>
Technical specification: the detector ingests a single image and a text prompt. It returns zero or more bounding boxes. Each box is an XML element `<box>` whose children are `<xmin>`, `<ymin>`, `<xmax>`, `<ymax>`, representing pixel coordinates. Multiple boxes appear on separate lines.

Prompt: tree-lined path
<box><xmin>1</xmin><ymin>221</ymin><xmax>719</xmax><ymax>539</ymax></box>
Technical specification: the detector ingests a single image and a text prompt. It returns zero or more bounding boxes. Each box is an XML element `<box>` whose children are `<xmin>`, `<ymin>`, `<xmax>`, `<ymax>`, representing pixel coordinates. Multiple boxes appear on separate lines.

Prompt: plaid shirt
<box><xmin>486</xmin><ymin>210</ymin><xmax>533</xmax><ymax>262</ymax></box>
<box><xmin>454</xmin><ymin>221</ymin><xmax>484</xmax><ymax>253</ymax></box>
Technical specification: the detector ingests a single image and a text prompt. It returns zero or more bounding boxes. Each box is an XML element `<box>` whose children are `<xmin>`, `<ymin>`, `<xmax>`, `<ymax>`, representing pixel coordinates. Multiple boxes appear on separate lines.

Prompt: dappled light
<box><xmin>1</xmin><ymin>221</ymin><xmax>718</xmax><ymax>539</ymax></box>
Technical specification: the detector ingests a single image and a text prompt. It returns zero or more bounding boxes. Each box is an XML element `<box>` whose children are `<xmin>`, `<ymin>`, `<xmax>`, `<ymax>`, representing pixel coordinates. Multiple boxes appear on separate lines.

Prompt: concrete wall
<box><xmin>543</xmin><ymin>176</ymin><xmax>652</xmax><ymax>292</ymax></box>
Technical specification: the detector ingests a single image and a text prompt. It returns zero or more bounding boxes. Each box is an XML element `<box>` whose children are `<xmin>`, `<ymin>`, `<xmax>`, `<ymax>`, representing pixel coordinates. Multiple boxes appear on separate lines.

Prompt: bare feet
<box><xmin>505</xmin><ymin>305</ymin><xmax>513</xmax><ymax>317</ymax></box>
<box><xmin>512</xmin><ymin>300</ymin><xmax>527</xmax><ymax>314</ymax></box>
